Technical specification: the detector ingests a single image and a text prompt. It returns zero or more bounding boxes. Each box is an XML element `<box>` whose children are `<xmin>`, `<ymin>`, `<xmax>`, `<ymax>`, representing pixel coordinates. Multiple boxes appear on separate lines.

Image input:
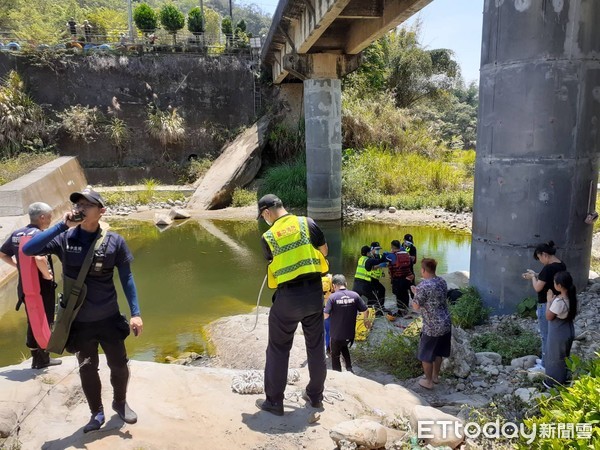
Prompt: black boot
<box><xmin>31</xmin><ymin>349</ymin><xmax>62</xmax><ymax>369</ymax></box>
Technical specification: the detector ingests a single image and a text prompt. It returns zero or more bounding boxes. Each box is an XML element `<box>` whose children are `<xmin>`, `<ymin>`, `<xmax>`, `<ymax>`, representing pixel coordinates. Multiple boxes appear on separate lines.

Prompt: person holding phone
<box><xmin>23</xmin><ymin>187</ymin><xmax>143</xmax><ymax>433</ymax></box>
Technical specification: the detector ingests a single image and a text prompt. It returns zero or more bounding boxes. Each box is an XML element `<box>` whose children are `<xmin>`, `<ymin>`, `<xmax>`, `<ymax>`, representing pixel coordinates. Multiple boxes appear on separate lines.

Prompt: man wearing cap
<box><xmin>0</xmin><ymin>202</ymin><xmax>62</xmax><ymax>370</ymax></box>
<box><xmin>352</xmin><ymin>244</ymin><xmax>386</xmax><ymax>314</ymax></box>
<box><xmin>256</xmin><ymin>194</ymin><xmax>328</xmax><ymax>415</ymax></box>
<box><xmin>403</xmin><ymin>234</ymin><xmax>418</xmax><ymax>279</ymax></box>
<box><xmin>23</xmin><ymin>187</ymin><xmax>143</xmax><ymax>433</ymax></box>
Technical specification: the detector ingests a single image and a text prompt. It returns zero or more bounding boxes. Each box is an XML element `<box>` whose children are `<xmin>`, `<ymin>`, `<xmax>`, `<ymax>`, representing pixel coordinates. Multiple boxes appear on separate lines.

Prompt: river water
<box><xmin>0</xmin><ymin>219</ymin><xmax>471</xmax><ymax>367</ymax></box>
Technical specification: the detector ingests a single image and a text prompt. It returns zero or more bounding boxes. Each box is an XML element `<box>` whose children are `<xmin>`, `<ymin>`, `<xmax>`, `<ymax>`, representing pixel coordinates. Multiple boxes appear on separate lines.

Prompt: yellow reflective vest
<box><xmin>263</xmin><ymin>215</ymin><xmax>328</xmax><ymax>288</ymax></box>
<box><xmin>354</xmin><ymin>256</ymin><xmax>372</xmax><ymax>282</ymax></box>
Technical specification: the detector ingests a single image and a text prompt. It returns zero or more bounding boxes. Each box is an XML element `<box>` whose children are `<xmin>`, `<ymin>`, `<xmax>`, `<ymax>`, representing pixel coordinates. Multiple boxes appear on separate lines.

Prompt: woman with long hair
<box><xmin>522</xmin><ymin>240</ymin><xmax>566</xmax><ymax>370</ymax></box>
<box><xmin>544</xmin><ymin>271</ymin><xmax>577</xmax><ymax>388</ymax></box>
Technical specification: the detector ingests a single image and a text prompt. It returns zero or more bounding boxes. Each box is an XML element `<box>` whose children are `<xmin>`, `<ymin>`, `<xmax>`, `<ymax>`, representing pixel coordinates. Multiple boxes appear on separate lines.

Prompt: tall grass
<box><xmin>342</xmin><ymin>146</ymin><xmax>473</xmax><ymax>211</ymax></box>
<box><xmin>259</xmin><ymin>157</ymin><xmax>307</xmax><ymax>207</ymax></box>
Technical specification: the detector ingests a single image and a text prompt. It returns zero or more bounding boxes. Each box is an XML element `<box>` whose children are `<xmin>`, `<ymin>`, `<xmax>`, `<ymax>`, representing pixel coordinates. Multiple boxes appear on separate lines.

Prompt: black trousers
<box><xmin>70</xmin><ymin>314</ymin><xmax>130</xmax><ymax>414</ymax></box>
<box><xmin>24</xmin><ymin>279</ymin><xmax>56</xmax><ymax>349</ymax></box>
<box><xmin>353</xmin><ymin>278</ymin><xmax>376</xmax><ymax>302</ymax></box>
<box><xmin>330</xmin><ymin>339</ymin><xmax>352</xmax><ymax>372</ymax></box>
<box><xmin>370</xmin><ymin>279</ymin><xmax>386</xmax><ymax>310</ymax></box>
<box><xmin>265</xmin><ymin>278</ymin><xmax>326</xmax><ymax>404</ymax></box>
<box><xmin>392</xmin><ymin>277</ymin><xmax>412</xmax><ymax>310</ymax></box>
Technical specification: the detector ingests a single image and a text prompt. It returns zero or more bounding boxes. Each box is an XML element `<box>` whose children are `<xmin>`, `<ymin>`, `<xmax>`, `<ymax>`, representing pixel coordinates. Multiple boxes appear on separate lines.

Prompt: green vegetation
<box><xmin>159</xmin><ymin>3</ymin><xmax>185</xmax><ymax>43</ymax></box>
<box><xmin>342</xmin><ymin>146</ymin><xmax>473</xmax><ymax>211</ymax></box>
<box><xmin>187</xmin><ymin>7</ymin><xmax>205</xmax><ymax>34</ymax></box>
<box><xmin>0</xmin><ymin>71</ymin><xmax>47</xmax><ymax>157</ymax></box>
<box><xmin>258</xmin><ymin>157</ymin><xmax>307</xmax><ymax>208</ymax></box>
<box><xmin>146</xmin><ymin>106</ymin><xmax>185</xmax><ymax>149</ymax></box>
<box><xmin>353</xmin><ymin>328</ymin><xmax>422</xmax><ymax>379</ymax></box>
<box><xmin>133</xmin><ymin>3</ymin><xmax>158</xmax><ymax>33</ymax></box>
<box><xmin>57</xmin><ymin>105</ymin><xmax>102</xmax><ymax>142</ymax></box>
<box><xmin>520</xmin><ymin>354</ymin><xmax>600</xmax><ymax>449</ymax></box>
<box><xmin>0</xmin><ymin>152</ymin><xmax>56</xmax><ymax>185</ymax></box>
<box><xmin>231</xmin><ymin>188</ymin><xmax>256</xmax><ymax>207</ymax></box>
<box><xmin>471</xmin><ymin>322</ymin><xmax>541</xmax><ymax>365</ymax></box>
<box><xmin>516</xmin><ymin>297</ymin><xmax>537</xmax><ymax>319</ymax></box>
<box><xmin>449</xmin><ymin>286</ymin><xmax>490</xmax><ymax>329</ymax></box>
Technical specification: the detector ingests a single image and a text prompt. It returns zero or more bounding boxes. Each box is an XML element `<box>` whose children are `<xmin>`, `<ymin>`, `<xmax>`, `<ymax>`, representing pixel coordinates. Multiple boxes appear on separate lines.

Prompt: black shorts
<box><xmin>418</xmin><ymin>330</ymin><xmax>451</xmax><ymax>362</ymax></box>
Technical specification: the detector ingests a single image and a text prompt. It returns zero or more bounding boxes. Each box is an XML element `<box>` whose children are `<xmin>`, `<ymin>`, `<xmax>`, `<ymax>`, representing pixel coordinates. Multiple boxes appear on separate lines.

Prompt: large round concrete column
<box><xmin>304</xmin><ymin>78</ymin><xmax>342</xmax><ymax>220</ymax></box>
<box><xmin>471</xmin><ymin>0</ymin><xmax>600</xmax><ymax>313</ymax></box>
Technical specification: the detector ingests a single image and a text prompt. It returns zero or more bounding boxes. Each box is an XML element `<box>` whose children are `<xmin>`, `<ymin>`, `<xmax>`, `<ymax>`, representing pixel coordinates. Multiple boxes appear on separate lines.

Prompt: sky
<box><xmin>242</xmin><ymin>0</ymin><xmax>484</xmax><ymax>84</ymax></box>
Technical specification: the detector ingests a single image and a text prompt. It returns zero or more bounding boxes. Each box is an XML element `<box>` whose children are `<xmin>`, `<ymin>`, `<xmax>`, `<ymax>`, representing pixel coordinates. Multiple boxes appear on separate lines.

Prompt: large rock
<box><xmin>330</xmin><ymin>419</ymin><xmax>387</xmax><ymax>449</ymax></box>
<box><xmin>510</xmin><ymin>355</ymin><xmax>537</xmax><ymax>369</ymax></box>
<box><xmin>440</xmin><ymin>271</ymin><xmax>470</xmax><ymax>290</ymax></box>
<box><xmin>189</xmin><ymin>116</ymin><xmax>270</xmax><ymax>209</ymax></box>
<box><xmin>475</xmin><ymin>352</ymin><xmax>502</xmax><ymax>366</ymax></box>
<box><xmin>411</xmin><ymin>405</ymin><xmax>464</xmax><ymax>448</ymax></box>
<box><xmin>441</xmin><ymin>327</ymin><xmax>476</xmax><ymax>378</ymax></box>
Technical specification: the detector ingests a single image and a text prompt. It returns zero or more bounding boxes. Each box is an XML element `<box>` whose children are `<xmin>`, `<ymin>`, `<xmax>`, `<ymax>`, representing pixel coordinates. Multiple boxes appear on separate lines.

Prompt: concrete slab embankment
<box><xmin>0</xmin><ymin>157</ymin><xmax>87</xmax><ymax>286</ymax></box>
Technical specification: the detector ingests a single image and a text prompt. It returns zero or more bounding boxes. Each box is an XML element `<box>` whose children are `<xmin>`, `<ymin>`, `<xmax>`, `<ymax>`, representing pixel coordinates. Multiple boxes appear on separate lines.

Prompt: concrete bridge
<box><xmin>261</xmin><ymin>0</ymin><xmax>600</xmax><ymax>313</ymax></box>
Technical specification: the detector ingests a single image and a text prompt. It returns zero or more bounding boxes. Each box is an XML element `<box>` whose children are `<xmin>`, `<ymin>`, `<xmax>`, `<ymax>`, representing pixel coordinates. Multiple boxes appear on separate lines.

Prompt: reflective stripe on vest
<box><xmin>370</xmin><ymin>267</ymin><xmax>383</xmax><ymax>280</ymax></box>
<box><xmin>354</xmin><ymin>256</ymin><xmax>371</xmax><ymax>281</ymax></box>
<box><xmin>263</xmin><ymin>215</ymin><xmax>323</xmax><ymax>285</ymax></box>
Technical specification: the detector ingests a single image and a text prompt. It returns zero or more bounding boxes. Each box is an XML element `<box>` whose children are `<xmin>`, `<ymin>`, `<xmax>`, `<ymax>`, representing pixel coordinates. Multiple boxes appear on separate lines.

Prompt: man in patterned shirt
<box><xmin>410</xmin><ymin>258</ymin><xmax>451</xmax><ymax>389</ymax></box>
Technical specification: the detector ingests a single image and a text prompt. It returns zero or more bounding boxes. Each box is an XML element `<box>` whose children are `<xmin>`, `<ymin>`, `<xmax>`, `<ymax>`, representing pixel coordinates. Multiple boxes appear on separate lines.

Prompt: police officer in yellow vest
<box><xmin>369</xmin><ymin>241</ymin><xmax>387</xmax><ymax>308</ymax></box>
<box><xmin>352</xmin><ymin>243</ymin><xmax>387</xmax><ymax>315</ymax></box>
<box><xmin>256</xmin><ymin>194</ymin><xmax>328</xmax><ymax>416</ymax></box>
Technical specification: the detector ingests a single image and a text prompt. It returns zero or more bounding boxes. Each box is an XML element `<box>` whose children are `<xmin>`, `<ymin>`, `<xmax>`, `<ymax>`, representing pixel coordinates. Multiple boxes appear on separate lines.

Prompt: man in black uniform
<box><xmin>256</xmin><ymin>194</ymin><xmax>328</xmax><ymax>415</ymax></box>
<box><xmin>0</xmin><ymin>202</ymin><xmax>61</xmax><ymax>369</ymax></box>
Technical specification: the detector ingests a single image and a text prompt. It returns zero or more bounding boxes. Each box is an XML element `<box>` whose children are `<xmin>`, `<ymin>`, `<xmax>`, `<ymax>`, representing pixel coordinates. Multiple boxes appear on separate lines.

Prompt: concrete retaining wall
<box><xmin>0</xmin><ymin>157</ymin><xmax>87</xmax><ymax>217</ymax></box>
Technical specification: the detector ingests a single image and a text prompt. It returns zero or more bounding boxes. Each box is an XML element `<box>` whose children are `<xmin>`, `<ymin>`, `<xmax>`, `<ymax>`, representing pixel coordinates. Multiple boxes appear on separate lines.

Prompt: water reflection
<box><xmin>0</xmin><ymin>219</ymin><xmax>471</xmax><ymax>367</ymax></box>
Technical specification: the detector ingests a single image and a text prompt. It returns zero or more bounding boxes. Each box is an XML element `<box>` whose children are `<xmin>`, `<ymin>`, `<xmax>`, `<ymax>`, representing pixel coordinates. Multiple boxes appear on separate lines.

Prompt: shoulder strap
<box><xmin>67</xmin><ymin>228</ymin><xmax>108</xmax><ymax>299</ymax></box>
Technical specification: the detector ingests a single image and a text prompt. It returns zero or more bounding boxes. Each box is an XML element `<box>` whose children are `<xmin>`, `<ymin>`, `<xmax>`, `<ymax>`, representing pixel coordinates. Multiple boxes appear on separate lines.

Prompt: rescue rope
<box><xmin>231</xmin><ymin>369</ymin><xmax>300</xmax><ymax>394</ymax></box>
<box><xmin>242</xmin><ymin>274</ymin><xmax>268</xmax><ymax>333</ymax></box>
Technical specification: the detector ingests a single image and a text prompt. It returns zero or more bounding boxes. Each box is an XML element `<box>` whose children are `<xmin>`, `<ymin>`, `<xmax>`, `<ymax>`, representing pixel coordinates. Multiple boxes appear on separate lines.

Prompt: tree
<box><xmin>221</xmin><ymin>16</ymin><xmax>233</xmax><ymax>47</ymax></box>
<box><xmin>133</xmin><ymin>3</ymin><xmax>158</xmax><ymax>33</ymax></box>
<box><xmin>387</xmin><ymin>26</ymin><xmax>458</xmax><ymax>108</ymax></box>
<box><xmin>187</xmin><ymin>6</ymin><xmax>205</xmax><ymax>34</ymax></box>
<box><xmin>160</xmin><ymin>4</ymin><xmax>185</xmax><ymax>44</ymax></box>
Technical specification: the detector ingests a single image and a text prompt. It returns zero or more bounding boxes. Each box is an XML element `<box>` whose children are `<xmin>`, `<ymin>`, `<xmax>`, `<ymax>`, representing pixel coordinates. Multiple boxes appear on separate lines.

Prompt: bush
<box><xmin>516</xmin><ymin>297</ymin><xmax>537</xmax><ymax>319</ymax></box>
<box><xmin>57</xmin><ymin>105</ymin><xmax>102</xmax><ymax>142</ymax></box>
<box><xmin>471</xmin><ymin>322</ymin><xmax>541</xmax><ymax>365</ymax></box>
<box><xmin>0</xmin><ymin>71</ymin><xmax>47</xmax><ymax>156</ymax></box>
<box><xmin>133</xmin><ymin>3</ymin><xmax>158</xmax><ymax>32</ymax></box>
<box><xmin>520</xmin><ymin>354</ymin><xmax>600</xmax><ymax>449</ymax></box>
<box><xmin>370</xmin><ymin>331</ymin><xmax>422</xmax><ymax>379</ymax></box>
<box><xmin>187</xmin><ymin>7</ymin><xmax>205</xmax><ymax>34</ymax></box>
<box><xmin>449</xmin><ymin>286</ymin><xmax>490</xmax><ymax>329</ymax></box>
<box><xmin>266</xmin><ymin>122</ymin><xmax>304</xmax><ymax>163</ymax></box>
<box><xmin>159</xmin><ymin>4</ymin><xmax>185</xmax><ymax>35</ymax></box>
<box><xmin>231</xmin><ymin>188</ymin><xmax>256</xmax><ymax>207</ymax></box>
<box><xmin>146</xmin><ymin>106</ymin><xmax>185</xmax><ymax>148</ymax></box>
<box><xmin>179</xmin><ymin>157</ymin><xmax>212</xmax><ymax>184</ymax></box>
<box><xmin>259</xmin><ymin>157</ymin><xmax>306</xmax><ymax>207</ymax></box>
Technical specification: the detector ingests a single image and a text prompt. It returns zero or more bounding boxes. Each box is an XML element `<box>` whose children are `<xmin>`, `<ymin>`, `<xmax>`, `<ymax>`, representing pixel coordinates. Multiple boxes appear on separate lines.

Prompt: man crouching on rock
<box><xmin>410</xmin><ymin>258</ymin><xmax>451</xmax><ymax>390</ymax></box>
<box><xmin>23</xmin><ymin>188</ymin><xmax>143</xmax><ymax>433</ymax></box>
<box><xmin>256</xmin><ymin>194</ymin><xmax>328</xmax><ymax>415</ymax></box>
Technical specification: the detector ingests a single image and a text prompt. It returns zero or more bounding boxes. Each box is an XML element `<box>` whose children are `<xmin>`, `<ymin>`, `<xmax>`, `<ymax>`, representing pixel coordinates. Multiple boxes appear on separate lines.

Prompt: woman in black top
<box><xmin>522</xmin><ymin>241</ymin><xmax>566</xmax><ymax>369</ymax></box>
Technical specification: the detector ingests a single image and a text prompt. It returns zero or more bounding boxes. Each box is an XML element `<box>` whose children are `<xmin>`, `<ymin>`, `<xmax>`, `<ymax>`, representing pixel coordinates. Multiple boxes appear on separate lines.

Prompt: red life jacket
<box><xmin>389</xmin><ymin>251</ymin><xmax>412</xmax><ymax>279</ymax></box>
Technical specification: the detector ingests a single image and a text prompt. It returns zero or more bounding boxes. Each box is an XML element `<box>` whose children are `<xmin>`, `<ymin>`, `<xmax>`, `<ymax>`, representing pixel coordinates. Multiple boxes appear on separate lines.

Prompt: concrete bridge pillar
<box><xmin>471</xmin><ymin>0</ymin><xmax>600</xmax><ymax>313</ymax></box>
<box><xmin>284</xmin><ymin>52</ymin><xmax>361</xmax><ymax>220</ymax></box>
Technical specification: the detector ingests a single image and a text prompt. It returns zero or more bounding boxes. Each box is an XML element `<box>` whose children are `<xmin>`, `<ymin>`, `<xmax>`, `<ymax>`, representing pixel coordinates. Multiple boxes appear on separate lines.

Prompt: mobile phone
<box><xmin>71</xmin><ymin>212</ymin><xmax>84</xmax><ymax>222</ymax></box>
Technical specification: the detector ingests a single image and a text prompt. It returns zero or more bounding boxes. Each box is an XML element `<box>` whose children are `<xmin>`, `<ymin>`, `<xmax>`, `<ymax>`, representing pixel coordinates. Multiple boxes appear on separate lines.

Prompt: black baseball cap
<box><xmin>70</xmin><ymin>187</ymin><xmax>105</xmax><ymax>207</ymax></box>
<box><xmin>257</xmin><ymin>194</ymin><xmax>282</xmax><ymax>219</ymax></box>
<box><xmin>404</xmin><ymin>234</ymin><xmax>414</xmax><ymax>243</ymax></box>
<box><xmin>370</xmin><ymin>241</ymin><xmax>381</xmax><ymax>249</ymax></box>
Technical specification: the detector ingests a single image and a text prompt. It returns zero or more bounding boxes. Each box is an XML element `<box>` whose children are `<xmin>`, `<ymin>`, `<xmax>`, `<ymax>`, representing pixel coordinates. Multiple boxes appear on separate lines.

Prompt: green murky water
<box><xmin>0</xmin><ymin>219</ymin><xmax>471</xmax><ymax>367</ymax></box>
